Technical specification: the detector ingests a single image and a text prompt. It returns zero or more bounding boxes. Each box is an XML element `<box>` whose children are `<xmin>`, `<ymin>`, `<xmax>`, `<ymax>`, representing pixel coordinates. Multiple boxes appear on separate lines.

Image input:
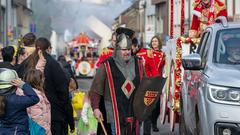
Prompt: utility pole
<box><xmin>6</xmin><ymin>0</ymin><xmax>12</xmax><ymax>46</ymax></box>
<box><xmin>0</xmin><ymin>0</ymin><xmax>2</xmax><ymax>45</ymax></box>
<box><xmin>5</xmin><ymin>0</ymin><xmax>9</xmax><ymax>46</ymax></box>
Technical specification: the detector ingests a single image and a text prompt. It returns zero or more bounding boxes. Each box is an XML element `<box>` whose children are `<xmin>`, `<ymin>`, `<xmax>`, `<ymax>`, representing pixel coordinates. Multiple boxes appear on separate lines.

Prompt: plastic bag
<box><xmin>29</xmin><ymin>118</ymin><xmax>45</xmax><ymax>135</ymax></box>
<box><xmin>72</xmin><ymin>91</ymin><xmax>85</xmax><ymax>118</ymax></box>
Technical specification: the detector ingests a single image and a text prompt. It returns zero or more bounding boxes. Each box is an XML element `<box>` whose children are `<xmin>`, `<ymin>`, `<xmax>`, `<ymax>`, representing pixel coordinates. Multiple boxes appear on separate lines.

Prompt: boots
<box><xmin>152</xmin><ymin>124</ymin><xmax>159</xmax><ymax>132</ymax></box>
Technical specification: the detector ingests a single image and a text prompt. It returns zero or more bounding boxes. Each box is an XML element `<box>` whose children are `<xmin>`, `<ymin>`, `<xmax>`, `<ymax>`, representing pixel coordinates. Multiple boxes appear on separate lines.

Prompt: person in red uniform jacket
<box><xmin>144</xmin><ymin>36</ymin><xmax>165</xmax><ymax>78</ymax></box>
<box><xmin>95</xmin><ymin>33</ymin><xmax>116</xmax><ymax>69</ymax></box>
<box><xmin>131</xmin><ymin>38</ymin><xmax>147</xmax><ymax>64</ymax></box>
<box><xmin>189</xmin><ymin>0</ymin><xmax>227</xmax><ymax>38</ymax></box>
<box><xmin>143</xmin><ymin>36</ymin><xmax>165</xmax><ymax>135</ymax></box>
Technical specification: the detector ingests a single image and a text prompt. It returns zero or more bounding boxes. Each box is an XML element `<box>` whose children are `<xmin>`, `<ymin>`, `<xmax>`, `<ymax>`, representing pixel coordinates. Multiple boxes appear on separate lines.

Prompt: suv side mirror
<box><xmin>182</xmin><ymin>53</ymin><xmax>202</xmax><ymax>70</ymax></box>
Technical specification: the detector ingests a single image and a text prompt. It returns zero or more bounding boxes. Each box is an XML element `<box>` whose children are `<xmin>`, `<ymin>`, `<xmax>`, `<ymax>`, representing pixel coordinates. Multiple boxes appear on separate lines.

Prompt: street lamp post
<box><xmin>5</xmin><ymin>0</ymin><xmax>9</xmax><ymax>46</ymax></box>
<box><xmin>5</xmin><ymin>0</ymin><xmax>12</xmax><ymax>46</ymax></box>
<box><xmin>0</xmin><ymin>0</ymin><xmax>2</xmax><ymax>45</ymax></box>
<box><xmin>139</xmin><ymin>0</ymin><xmax>146</xmax><ymax>44</ymax></box>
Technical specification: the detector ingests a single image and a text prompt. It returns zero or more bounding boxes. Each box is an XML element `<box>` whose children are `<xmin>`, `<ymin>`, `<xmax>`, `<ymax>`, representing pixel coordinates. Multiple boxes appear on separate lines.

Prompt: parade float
<box><xmin>159</xmin><ymin>0</ymin><xmax>226</xmax><ymax>132</ymax></box>
<box><xmin>160</xmin><ymin>36</ymin><xmax>199</xmax><ymax>131</ymax></box>
<box><xmin>68</xmin><ymin>33</ymin><xmax>99</xmax><ymax>77</ymax></box>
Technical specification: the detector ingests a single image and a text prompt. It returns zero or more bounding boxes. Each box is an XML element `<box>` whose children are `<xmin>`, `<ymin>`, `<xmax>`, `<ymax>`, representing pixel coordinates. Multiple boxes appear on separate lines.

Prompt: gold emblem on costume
<box><xmin>144</xmin><ymin>91</ymin><xmax>159</xmax><ymax>106</ymax></box>
<box><xmin>147</xmin><ymin>50</ymin><xmax>153</xmax><ymax>58</ymax></box>
<box><xmin>121</xmin><ymin>80</ymin><xmax>135</xmax><ymax>99</ymax></box>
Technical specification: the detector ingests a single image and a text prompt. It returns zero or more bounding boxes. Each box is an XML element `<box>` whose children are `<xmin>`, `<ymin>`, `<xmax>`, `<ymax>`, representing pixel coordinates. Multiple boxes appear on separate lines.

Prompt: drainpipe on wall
<box><xmin>0</xmin><ymin>0</ymin><xmax>2</xmax><ymax>46</ymax></box>
<box><xmin>6</xmin><ymin>0</ymin><xmax>12</xmax><ymax>46</ymax></box>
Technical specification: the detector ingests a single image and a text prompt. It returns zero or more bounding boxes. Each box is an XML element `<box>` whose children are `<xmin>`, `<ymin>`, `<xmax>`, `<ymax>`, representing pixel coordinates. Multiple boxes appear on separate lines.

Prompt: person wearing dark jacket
<box><xmin>57</xmin><ymin>55</ymin><xmax>78</xmax><ymax>91</ymax></box>
<box><xmin>0</xmin><ymin>68</ymin><xmax>39</xmax><ymax>135</ymax></box>
<box><xmin>57</xmin><ymin>55</ymin><xmax>77</xmax><ymax>131</ymax></box>
<box><xmin>17</xmin><ymin>38</ymin><xmax>74</xmax><ymax>135</ymax></box>
<box><xmin>0</xmin><ymin>46</ymin><xmax>17</xmax><ymax>70</ymax></box>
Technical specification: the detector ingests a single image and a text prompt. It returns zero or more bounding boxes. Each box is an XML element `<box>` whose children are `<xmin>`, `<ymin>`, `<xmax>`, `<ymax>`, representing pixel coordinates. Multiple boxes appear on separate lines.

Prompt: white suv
<box><xmin>180</xmin><ymin>22</ymin><xmax>240</xmax><ymax>135</ymax></box>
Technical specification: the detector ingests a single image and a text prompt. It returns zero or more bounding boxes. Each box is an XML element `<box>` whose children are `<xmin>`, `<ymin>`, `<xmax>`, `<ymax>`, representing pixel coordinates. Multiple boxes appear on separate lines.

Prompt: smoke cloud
<box><xmin>33</xmin><ymin>0</ymin><xmax>133</xmax><ymax>38</ymax></box>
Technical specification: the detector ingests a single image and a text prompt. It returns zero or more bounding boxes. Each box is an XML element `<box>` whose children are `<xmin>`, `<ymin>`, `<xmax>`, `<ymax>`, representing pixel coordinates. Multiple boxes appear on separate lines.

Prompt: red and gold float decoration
<box><xmin>173</xmin><ymin>36</ymin><xmax>200</xmax><ymax>112</ymax></box>
<box><xmin>168</xmin><ymin>35</ymin><xmax>200</xmax><ymax>131</ymax></box>
<box><xmin>165</xmin><ymin>0</ymin><xmax>226</xmax><ymax>132</ymax></box>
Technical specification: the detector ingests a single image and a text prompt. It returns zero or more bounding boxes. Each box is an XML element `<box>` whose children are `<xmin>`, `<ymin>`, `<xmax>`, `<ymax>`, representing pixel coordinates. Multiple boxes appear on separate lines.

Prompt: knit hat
<box><xmin>0</xmin><ymin>68</ymin><xmax>18</xmax><ymax>89</ymax></box>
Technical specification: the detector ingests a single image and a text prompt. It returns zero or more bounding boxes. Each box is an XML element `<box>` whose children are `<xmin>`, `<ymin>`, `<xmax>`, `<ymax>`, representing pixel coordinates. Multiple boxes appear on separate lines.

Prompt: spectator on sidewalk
<box><xmin>17</xmin><ymin>37</ymin><xmax>74</xmax><ymax>135</ymax></box>
<box><xmin>58</xmin><ymin>55</ymin><xmax>78</xmax><ymax>92</ymax></box>
<box><xmin>0</xmin><ymin>46</ymin><xmax>17</xmax><ymax>70</ymax></box>
<box><xmin>17</xmin><ymin>51</ymin><xmax>52</xmax><ymax>135</ymax></box>
<box><xmin>0</xmin><ymin>68</ymin><xmax>39</xmax><ymax>134</ymax></box>
<box><xmin>16</xmin><ymin>33</ymin><xmax>37</xmax><ymax>65</ymax></box>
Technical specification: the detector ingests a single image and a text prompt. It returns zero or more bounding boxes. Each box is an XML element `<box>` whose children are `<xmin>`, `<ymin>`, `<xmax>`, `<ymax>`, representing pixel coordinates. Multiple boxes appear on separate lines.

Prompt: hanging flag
<box><xmin>30</xmin><ymin>23</ymin><xmax>36</xmax><ymax>33</ymax></box>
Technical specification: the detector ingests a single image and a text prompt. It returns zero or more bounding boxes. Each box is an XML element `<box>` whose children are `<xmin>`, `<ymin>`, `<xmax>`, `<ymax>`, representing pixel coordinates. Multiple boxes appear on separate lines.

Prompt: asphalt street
<box><xmin>77</xmin><ymin>78</ymin><xmax>179</xmax><ymax>135</ymax></box>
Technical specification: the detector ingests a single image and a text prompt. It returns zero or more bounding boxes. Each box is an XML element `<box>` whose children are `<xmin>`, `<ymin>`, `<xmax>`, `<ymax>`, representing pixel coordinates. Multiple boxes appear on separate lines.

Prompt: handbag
<box><xmin>29</xmin><ymin>118</ymin><xmax>46</xmax><ymax>135</ymax></box>
<box><xmin>69</xmin><ymin>78</ymin><xmax>77</xmax><ymax>91</ymax></box>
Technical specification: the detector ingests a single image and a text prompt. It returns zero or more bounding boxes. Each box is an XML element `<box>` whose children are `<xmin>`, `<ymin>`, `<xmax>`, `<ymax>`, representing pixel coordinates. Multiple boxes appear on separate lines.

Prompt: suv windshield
<box><xmin>213</xmin><ymin>28</ymin><xmax>240</xmax><ymax>65</ymax></box>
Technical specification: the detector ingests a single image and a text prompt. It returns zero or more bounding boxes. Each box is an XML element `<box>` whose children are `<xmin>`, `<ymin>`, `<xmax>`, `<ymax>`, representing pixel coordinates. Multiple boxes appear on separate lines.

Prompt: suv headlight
<box><xmin>208</xmin><ymin>84</ymin><xmax>240</xmax><ymax>105</ymax></box>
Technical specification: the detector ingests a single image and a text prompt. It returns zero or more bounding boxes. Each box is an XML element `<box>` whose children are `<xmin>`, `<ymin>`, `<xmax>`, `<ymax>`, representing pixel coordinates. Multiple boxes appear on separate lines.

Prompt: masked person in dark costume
<box><xmin>89</xmin><ymin>29</ymin><xmax>145</xmax><ymax>135</ymax></box>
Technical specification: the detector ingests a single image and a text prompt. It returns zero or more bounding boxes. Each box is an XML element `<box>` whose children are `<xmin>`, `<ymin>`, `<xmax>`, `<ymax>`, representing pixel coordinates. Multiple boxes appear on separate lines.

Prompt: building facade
<box><xmin>144</xmin><ymin>0</ymin><xmax>155</xmax><ymax>45</ymax></box>
<box><xmin>151</xmin><ymin>0</ymin><xmax>169</xmax><ymax>41</ymax></box>
<box><xmin>0</xmin><ymin>0</ymin><xmax>7</xmax><ymax>46</ymax></box>
<box><xmin>151</xmin><ymin>0</ymin><xmax>240</xmax><ymax>39</ymax></box>
<box><xmin>113</xmin><ymin>0</ymin><xmax>146</xmax><ymax>43</ymax></box>
<box><xmin>0</xmin><ymin>0</ymin><xmax>33</xmax><ymax>47</ymax></box>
